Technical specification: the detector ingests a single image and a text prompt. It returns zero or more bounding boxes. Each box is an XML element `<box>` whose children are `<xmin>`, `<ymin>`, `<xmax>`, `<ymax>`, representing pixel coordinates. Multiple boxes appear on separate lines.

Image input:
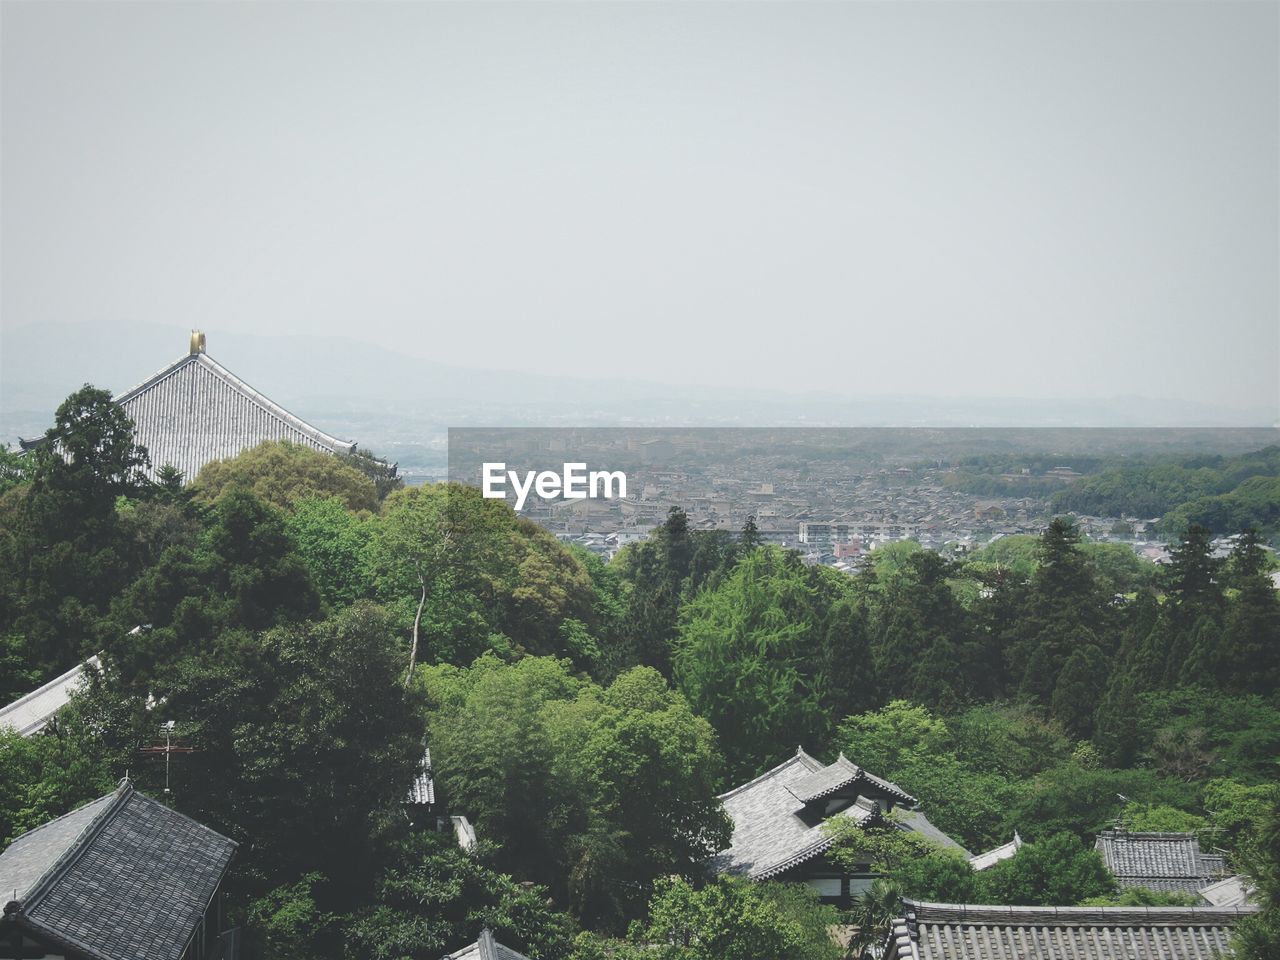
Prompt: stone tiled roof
<box><xmin>786</xmin><ymin>754</ymin><xmax>862</xmax><ymax>804</ymax></box>
<box><xmin>451</xmin><ymin>816</ymin><xmax>478</xmax><ymax>853</ymax></box>
<box><xmin>0</xmin><ymin>782</ymin><xmax>236</xmax><ymax>960</ymax></box>
<box><xmin>1199</xmin><ymin>874</ymin><xmax>1256</xmax><ymax>907</ymax></box>
<box><xmin>442</xmin><ymin>928</ymin><xmax>533</xmax><ymax>960</ymax></box>
<box><xmin>407</xmin><ymin>745</ymin><xmax>435</xmax><ymax>806</ymax></box>
<box><xmin>0</xmin><ymin>794</ymin><xmax>116</xmax><ymax>892</ymax></box>
<box><xmin>784</xmin><ymin>753</ymin><xmax>918</xmax><ymax>807</ymax></box>
<box><xmin>114</xmin><ymin>345</ymin><xmax>356</xmax><ymax>481</ymax></box>
<box><xmin>895</xmin><ymin>808</ymin><xmax>970</xmax><ymax>857</ymax></box>
<box><xmin>967</xmin><ymin>834</ymin><xmax>1022</xmax><ymax>872</ymax></box>
<box><xmin>711</xmin><ymin>747</ymin><xmax>949</xmax><ymax>881</ymax></box>
<box><xmin>1095</xmin><ymin>831</ymin><xmax>1227</xmax><ymax>892</ymax></box>
<box><xmin>883</xmin><ymin>900</ymin><xmax>1259</xmax><ymax>960</ymax></box>
<box><xmin>0</xmin><ymin>657</ymin><xmax>100</xmax><ymax>737</ymax></box>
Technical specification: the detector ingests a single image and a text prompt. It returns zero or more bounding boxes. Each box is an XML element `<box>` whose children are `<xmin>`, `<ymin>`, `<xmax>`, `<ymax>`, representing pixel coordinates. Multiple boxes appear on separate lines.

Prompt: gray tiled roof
<box><xmin>442</xmin><ymin>928</ymin><xmax>533</xmax><ymax>960</ymax></box>
<box><xmin>884</xmin><ymin>900</ymin><xmax>1259</xmax><ymax>960</ymax></box>
<box><xmin>786</xmin><ymin>755</ymin><xmax>862</xmax><ymax>804</ymax></box>
<box><xmin>1095</xmin><ymin>831</ymin><xmax>1227</xmax><ymax>891</ymax></box>
<box><xmin>115</xmin><ymin>347</ymin><xmax>356</xmax><ymax>481</ymax></box>
<box><xmin>1116</xmin><ymin>877</ymin><xmax>1221</xmax><ymax>895</ymax></box>
<box><xmin>407</xmin><ymin>745</ymin><xmax>435</xmax><ymax>806</ymax></box>
<box><xmin>0</xmin><ymin>794</ymin><xmax>115</xmax><ymax>892</ymax></box>
<box><xmin>967</xmin><ymin>834</ymin><xmax>1022</xmax><ymax>871</ymax></box>
<box><xmin>0</xmin><ymin>782</ymin><xmax>236</xmax><ymax>960</ymax></box>
<box><xmin>1199</xmin><ymin>874</ymin><xmax>1256</xmax><ymax>907</ymax></box>
<box><xmin>711</xmin><ymin>747</ymin><xmax>949</xmax><ymax>881</ymax></box>
<box><xmin>894</xmin><ymin>809</ymin><xmax>970</xmax><ymax>857</ymax></box>
<box><xmin>0</xmin><ymin>657</ymin><xmax>100</xmax><ymax>737</ymax></box>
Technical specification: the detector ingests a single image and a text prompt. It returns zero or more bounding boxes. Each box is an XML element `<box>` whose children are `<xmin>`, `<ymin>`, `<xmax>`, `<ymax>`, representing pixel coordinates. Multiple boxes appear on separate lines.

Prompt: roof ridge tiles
<box><xmin>114</xmin><ymin>351</ymin><xmax>353</xmax><ymax>452</ymax></box>
<box><xmin>0</xmin><ymin>659</ymin><xmax>93</xmax><ymax>720</ymax></box>
<box><xmin>0</xmin><ymin>786</ymin><xmax>109</xmax><ymax>866</ymax></box>
<box><xmin>716</xmin><ymin>751</ymin><xmax>819</xmax><ymax>801</ymax></box>
<box><xmin>903</xmin><ymin>899</ymin><xmax>1261</xmax><ymax>924</ymax></box>
<box><xmin>10</xmin><ymin>782</ymin><xmax>133</xmax><ymax>915</ymax></box>
<box><xmin>109</xmin><ymin>352</ymin><xmax>203</xmax><ymax>409</ymax></box>
<box><xmin>1098</xmin><ymin>830</ymin><xmax>1201</xmax><ymax>840</ymax></box>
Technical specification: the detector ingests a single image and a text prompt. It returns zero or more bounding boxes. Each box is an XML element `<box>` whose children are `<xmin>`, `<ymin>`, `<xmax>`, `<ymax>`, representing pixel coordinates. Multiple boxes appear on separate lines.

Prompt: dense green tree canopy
<box><xmin>672</xmin><ymin>547</ymin><xmax>853</xmax><ymax>780</ymax></box>
<box><xmin>3</xmin><ymin>392</ymin><xmax>1278</xmax><ymax>959</ymax></box>
<box><xmin>193</xmin><ymin>440</ymin><xmax>381</xmax><ymax>512</ymax></box>
<box><xmin>100</xmin><ymin>603</ymin><xmax>425</xmax><ymax>895</ymax></box>
<box><xmin>0</xmin><ymin>386</ymin><xmax>152</xmax><ymax>675</ymax></box>
<box><xmin>421</xmin><ymin>655</ymin><xmax>730</xmax><ymax>929</ymax></box>
<box><xmin>583</xmin><ymin>876</ymin><xmax>841</xmax><ymax>960</ymax></box>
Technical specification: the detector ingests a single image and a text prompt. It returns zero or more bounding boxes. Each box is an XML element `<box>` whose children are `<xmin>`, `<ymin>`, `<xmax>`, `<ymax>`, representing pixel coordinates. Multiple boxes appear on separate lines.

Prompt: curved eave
<box><xmin>749</xmin><ymin>834</ymin><xmax>838</xmax><ymax>881</ymax></box>
<box><xmin>116</xmin><ymin>353</ymin><xmax>356</xmax><ymax>455</ymax></box>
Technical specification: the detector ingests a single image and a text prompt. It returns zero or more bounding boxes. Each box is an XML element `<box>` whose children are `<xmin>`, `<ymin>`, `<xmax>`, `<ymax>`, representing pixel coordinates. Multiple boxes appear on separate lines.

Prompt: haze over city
<box><xmin>2</xmin><ymin>1</ymin><xmax>1277</xmax><ymax>421</ymax></box>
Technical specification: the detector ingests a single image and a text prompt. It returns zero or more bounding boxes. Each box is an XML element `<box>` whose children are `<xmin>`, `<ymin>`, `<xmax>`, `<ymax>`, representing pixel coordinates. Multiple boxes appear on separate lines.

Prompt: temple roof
<box><xmin>1095</xmin><ymin>831</ymin><xmax>1227</xmax><ymax>893</ymax></box>
<box><xmin>0</xmin><ymin>656</ymin><xmax>99</xmax><ymax>737</ymax></box>
<box><xmin>407</xmin><ymin>745</ymin><xmax>435</xmax><ymax>806</ymax></box>
<box><xmin>895</xmin><ymin>808</ymin><xmax>970</xmax><ymax>858</ymax></box>
<box><xmin>785</xmin><ymin>754</ymin><xmax>863</xmax><ymax>804</ymax></box>
<box><xmin>112</xmin><ymin>338</ymin><xmax>355</xmax><ymax>481</ymax></box>
<box><xmin>884</xmin><ymin>900</ymin><xmax>1258</xmax><ymax>960</ymax></box>
<box><xmin>711</xmin><ymin>747</ymin><xmax>949</xmax><ymax>881</ymax></box>
<box><xmin>784</xmin><ymin>752</ymin><xmax>916</xmax><ymax>806</ymax></box>
<box><xmin>441</xmin><ymin>929</ymin><xmax>533</xmax><ymax>960</ymax></box>
<box><xmin>1199</xmin><ymin>874</ymin><xmax>1256</xmax><ymax>907</ymax></box>
<box><xmin>0</xmin><ymin>781</ymin><xmax>236</xmax><ymax>960</ymax></box>
<box><xmin>966</xmin><ymin>833</ymin><xmax>1022</xmax><ymax>871</ymax></box>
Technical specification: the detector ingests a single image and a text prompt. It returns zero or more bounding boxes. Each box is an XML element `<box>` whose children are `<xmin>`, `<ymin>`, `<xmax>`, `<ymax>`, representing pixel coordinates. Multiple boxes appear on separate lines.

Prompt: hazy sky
<box><xmin>2</xmin><ymin>1</ymin><xmax>1277</xmax><ymax>413</ymax></box>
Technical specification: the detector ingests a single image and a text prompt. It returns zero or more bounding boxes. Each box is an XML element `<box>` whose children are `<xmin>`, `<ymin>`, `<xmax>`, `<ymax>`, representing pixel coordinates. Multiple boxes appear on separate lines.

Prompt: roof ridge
<box><xmin>11</xmin><ymin>782</ymin><xmax>134</xmax><ymax>915</ymax></box>
<box><xmin>903</xmin><ymin>899</ymin><xmax>1261</xmax><ymax>923</ymax></box>
<box><xmin>191</xmin><ymin>353</ymin><xmax>354</xmax><ymax>450</ymax></box>
<box><xmin>0</xmin><ymin>660</ymin><xmax>99</xmax><ymax>742</ymax></box>
<box><xmin>111</xmin><ymin>352</ymin><xmax>200</xmax><ymax>408</ymax></box>
<box><xmin>0</xmin><ymin>784</ymin><xmax>107</xmax><ymax>853</ymax></box>
<box><xmin>1099</xmin><ymin>830</ymin><xmax>1200</xmax><ymax>840</ymax></box>
<box><xmin>114</xmin><ymin>350</ymin><xmax>355</xmax><ymax>456</ymax></box>
<box><xmin>0</xmin><ymin>659</ymin><xmax>94</xmax><ymax>722</ymax></box>
<box><xmin>835</xmin><ymin>752</ymin><xmax>860</xmax><ymax>772</ymax></box>
<box><xmin>717</xmin><ymin>751</ymin><xmax>817</xmax><ymax>801</ymax></box>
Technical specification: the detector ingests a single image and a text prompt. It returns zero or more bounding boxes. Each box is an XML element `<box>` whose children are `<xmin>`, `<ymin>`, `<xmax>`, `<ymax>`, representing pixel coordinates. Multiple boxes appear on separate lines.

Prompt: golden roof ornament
<box><xmin>189</xmin><ymin>330</ymin><xmax>206</xmax><ymax>355</ymax></box>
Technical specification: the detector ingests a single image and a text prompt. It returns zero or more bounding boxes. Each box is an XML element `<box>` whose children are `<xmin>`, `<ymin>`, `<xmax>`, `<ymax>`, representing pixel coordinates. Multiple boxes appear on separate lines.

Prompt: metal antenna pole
<box><xmin>137</xmin><ymin>720</ymin><xmax>194</xmax><ymax>799</ymax></box>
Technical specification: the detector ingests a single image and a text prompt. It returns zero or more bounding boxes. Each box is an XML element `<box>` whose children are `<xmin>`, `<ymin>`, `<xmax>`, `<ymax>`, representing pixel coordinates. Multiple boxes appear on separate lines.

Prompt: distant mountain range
<box><xmin>2</xmin><ymin>321</ymin><xmax>1275</xmax><ymax>460</ymax></box>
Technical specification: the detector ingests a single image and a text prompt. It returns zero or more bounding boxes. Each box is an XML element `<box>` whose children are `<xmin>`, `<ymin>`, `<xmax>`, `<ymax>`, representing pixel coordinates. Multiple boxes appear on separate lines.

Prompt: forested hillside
<box><xmin>1</xmin><ymin>388</ymin><xmax>1277</xmax><ymax>959</ymax></box>
<box><xmin>1050</xmin><ymin>446</ymin><xmax>1280</xmax><ymax>537</ymax></box>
